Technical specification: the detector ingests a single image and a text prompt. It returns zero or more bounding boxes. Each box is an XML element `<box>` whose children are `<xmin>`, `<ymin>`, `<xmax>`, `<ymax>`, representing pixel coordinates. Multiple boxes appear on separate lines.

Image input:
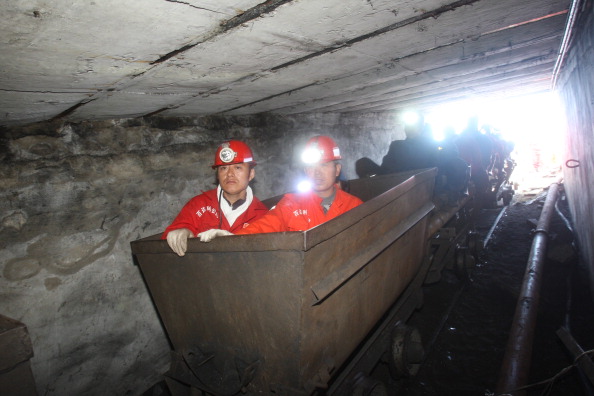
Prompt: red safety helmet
<box><xmin>301</xmin><ymin>135</ymin><xmax>342</xmax><ymax>164</ymax></box>
<box><xmin>212</xmin><ymin>140</ymin><xmax>256</xmax><ymax>168</ymax></box>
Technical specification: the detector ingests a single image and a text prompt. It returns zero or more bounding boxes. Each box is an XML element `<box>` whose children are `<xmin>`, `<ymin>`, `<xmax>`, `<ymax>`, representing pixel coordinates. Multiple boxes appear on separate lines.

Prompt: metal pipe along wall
<box><xmin>496</xmin><ymin>178</ymin><xmax>563</xmax><ymax>395</ymax></box>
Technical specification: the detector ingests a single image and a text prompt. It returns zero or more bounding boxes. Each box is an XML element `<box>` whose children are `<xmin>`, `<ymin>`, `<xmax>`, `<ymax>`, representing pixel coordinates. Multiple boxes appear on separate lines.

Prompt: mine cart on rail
<box><xmin>132</xmin><ymin>168</ymin><xmax>442</xmax><ymax>395</ymax></box>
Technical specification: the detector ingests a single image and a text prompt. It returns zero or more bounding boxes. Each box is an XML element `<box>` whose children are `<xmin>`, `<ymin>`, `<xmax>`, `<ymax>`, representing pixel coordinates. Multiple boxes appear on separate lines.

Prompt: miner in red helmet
<box><xmin>162</xmin><ymin>140</ymin><xmax>268</xmax><ymax>256</ymax></box>
<box><xmin>198</xmin><ymin>135</ymin><xmax>362</xmax><ymax>241</ymax></box>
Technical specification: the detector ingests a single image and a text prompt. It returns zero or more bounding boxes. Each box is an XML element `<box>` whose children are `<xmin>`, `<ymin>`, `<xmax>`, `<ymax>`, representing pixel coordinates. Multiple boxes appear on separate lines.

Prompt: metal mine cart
<box><xmin>131</xmin><ymin>168</ymin><xmax>437</xmax><ymax>395</ymax></box>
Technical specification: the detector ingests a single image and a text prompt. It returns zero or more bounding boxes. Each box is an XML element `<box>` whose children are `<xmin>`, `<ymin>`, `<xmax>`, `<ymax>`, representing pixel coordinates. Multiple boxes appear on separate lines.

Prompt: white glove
<box><xmin>166</xmin><ymin>228</ymin><xmax>194</xmax><ymax>256</ymax></box>
<box><xmin>198</xmin><ymin>229</ymin><xmax>233</xmax><ymax>242</ymax></box>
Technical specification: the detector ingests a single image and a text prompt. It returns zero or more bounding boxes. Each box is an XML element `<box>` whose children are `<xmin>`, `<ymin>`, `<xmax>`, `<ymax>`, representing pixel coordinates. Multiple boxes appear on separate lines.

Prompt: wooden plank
<box><xmin>325</xmin><ymin>60</ymin><xmax>557</xmax><ymax>113</ymax></box>
<box><xmin>236</xmin><ymin>17</ymin><xmax>565</xmax><ymax>114</ymax></box>
<box><xmin>160</xmin><ymin>0</ymin><xmax>568</xmax><ymax>116</ymax></box>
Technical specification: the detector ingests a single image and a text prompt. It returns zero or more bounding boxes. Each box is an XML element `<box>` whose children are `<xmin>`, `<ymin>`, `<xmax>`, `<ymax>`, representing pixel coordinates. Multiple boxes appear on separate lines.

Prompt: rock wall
<box><xmin>557</xmin><ymin>2</ymin><xmax>594</xmax><ymax>300</ymax></box>
<box><xmin>0</xmin><ymin>112</ymin><xmax>402</xmax><ymax>395</ymax></box>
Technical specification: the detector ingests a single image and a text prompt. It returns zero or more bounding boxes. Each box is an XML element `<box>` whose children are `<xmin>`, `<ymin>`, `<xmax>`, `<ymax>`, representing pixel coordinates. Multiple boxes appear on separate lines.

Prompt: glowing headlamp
<box><xmin>301</xmin><ymin>148</ymin><xmax>322</xmax><ymax>164</ymax></box>
<box><xmin>297</xmin><ymin>180</ymin><xmax>312</xmax><ymax>192</ymax></box>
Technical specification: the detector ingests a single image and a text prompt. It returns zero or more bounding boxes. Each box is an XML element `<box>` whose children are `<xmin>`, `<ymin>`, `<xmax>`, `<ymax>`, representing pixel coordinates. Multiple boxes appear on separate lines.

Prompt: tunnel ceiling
<box><xmin>0</xmin><ymin>0</ymin><xmax>571</xmax><ymax>127</ymax></box>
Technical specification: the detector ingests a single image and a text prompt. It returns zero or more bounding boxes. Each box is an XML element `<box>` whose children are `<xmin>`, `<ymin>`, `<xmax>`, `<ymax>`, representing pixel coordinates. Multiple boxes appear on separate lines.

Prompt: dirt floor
<box><xmin>383</xmin><ymin>168</ymin><xmax>594</xmax><ymax>396</ymax></box>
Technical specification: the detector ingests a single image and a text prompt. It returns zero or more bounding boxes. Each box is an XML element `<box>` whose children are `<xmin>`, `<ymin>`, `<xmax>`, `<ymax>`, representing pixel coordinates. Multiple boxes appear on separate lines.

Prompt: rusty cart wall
<box><xmin>131</xmin><ymin>168</ymin><xmax>436</xmax><ymax>395</ymax></box>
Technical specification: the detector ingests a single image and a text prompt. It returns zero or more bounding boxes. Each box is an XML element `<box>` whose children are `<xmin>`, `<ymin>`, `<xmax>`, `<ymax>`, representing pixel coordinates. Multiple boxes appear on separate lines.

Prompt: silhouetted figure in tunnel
<box><xmin>355</xmin><ymin>115</ymin><xmax>438</xmax><ymax>178</ymax></box>
<box><xmin>356</xmin><ymin>117</ymin><xmax>470</xmax><ymax>206</ymax></box>
<box><xmin>379</xmin><ymin>116</ymin><xmax>439</xmax><ymax>174</ymax></box>
<box><xmin>435</xmin><ymin>126</ymin><xmax>470</xmax><ymax>205</ymax></box>
<box><xmin>455</xmin><ymin>116</ymin><xmax>492</xmax><ymax>217</ymax></box>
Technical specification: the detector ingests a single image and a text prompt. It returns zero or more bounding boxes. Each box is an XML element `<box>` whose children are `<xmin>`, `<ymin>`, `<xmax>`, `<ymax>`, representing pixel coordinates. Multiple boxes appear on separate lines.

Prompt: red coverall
<box><xmin>161</xmin><ymin>189</ymin><xmax>268</xmax><ymax>239</ymax></box>
<box><xmin>236</xmin><ymin>188</ymin><xmax>363</xmax><ymax>234</ymax></box>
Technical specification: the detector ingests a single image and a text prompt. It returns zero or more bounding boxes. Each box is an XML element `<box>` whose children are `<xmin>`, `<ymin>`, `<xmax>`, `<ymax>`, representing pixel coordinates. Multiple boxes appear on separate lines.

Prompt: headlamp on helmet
<box><xmin>301</xmin><ymin>135</ymin><xmax>341</xmax><ymax>164</ymax></box>
<box><xmin>212</xmin><ymin>140</ymin><xmax>255</xmax><ymax>168</ymax></box>
<box><xmin>301</xmin><ymin>147</ymin><xmax>322</xmax><ymax>164</ymax></box>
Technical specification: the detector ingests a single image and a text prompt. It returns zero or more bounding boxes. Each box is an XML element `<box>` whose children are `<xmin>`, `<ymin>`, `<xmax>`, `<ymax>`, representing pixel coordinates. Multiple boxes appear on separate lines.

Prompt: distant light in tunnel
<box><xmin>402</xmin><ymin>110</ymin><xmax>420</xmax><ymax>125</ymax></box>
<box><xmin>480</xmin><ymin>92</ymin><xmax>565</xmax><ymax>146</ymax></box>
<box><xmin>425</xmin><ymin>107</ymin><xmax>471</xmax><ymax>141</ymax></box>
<box><xmin>486</xmin><ymin>92</ymin><xmax>565</xmax><ymax>179</ymax></box>
<box><xmin>426</xmin><ymin>92</ymin><xmax>565</xmax><ymax>149</ymax></box>
<box><xmin>425</xmin><ymin>91</ymin><xmax>566</xmax><ymax>188</ymax></box>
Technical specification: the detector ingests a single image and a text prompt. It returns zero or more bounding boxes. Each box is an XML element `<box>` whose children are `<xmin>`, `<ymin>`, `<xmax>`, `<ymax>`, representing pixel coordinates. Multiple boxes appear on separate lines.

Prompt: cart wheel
<box><xmin>388</xmin><ymin>324</ymin><xmax>424</xmax><ymax>378</ymax></box>
<box><xmin>455</xmin><ymin>247</ymin><xmax>476</xmax><ymax>279</ymax></box>
<box><xmin>190</xmin><ymin>386</ymin><xmax>205</xmax><ymax>396</ymax></box>
<box><xmin>502</xmin><ymin>191</ymin><xmax>513</xmax><ymax>206</ymax></box>
<box><xmin>351</xmin><ymin>375</ymin><xmax>388</xmax><ymax>396</ymax></box>
<box><xmin>454</xmin><ymin>246</ymin><xmax>466</xmax><ymax>278</ymax></box>
<box><xmin>415</xmin><ymin>288</ymin><xmax>424</xmax><ymax>310</ymax></box>
<box><xmin>467</xmin><ymin>231</ymin><xmax>482</xmax><ymax>260</ymax></box>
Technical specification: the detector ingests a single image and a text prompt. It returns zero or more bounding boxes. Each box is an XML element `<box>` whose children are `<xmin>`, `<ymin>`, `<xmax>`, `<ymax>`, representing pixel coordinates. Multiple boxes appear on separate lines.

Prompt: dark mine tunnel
<box><xmin>1</xmin><ymin>1</ymin><xmax>593</xmax><ymax>396</ymax></box>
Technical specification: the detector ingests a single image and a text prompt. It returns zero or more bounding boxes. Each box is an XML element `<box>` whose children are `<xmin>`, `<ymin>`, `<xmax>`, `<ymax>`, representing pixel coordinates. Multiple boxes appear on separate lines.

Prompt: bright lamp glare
<box><xmin>301</xmin><ymin>148</ymin><xmax>321</xmax><ymax>164</ymax></box>
<box><xmin>402</xmin><ymin>111</ymin><xmax>420</xmax><ymax>125</ymax></box>
<box><xmin>425</xmin><ymin>92</ymin><xmax>565</xmax><ymax>190</ymax></box>
<box><xmin>297</xmin><ymin>180</ymin><xmax>312</xmax><ymax>192</ymax></box>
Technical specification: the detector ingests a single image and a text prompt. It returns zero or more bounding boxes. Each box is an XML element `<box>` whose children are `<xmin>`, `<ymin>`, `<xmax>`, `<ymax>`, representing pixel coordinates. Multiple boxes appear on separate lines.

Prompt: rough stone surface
<box><xmin>557</xmin><ymin>3</ymin><xmax>594</xmax><ymax>300</ymax></box>
<box><xmin>0</xmin><ymin>112</ymin><xmax>401</xmax><ymax>395</ymax></box>
<box><xmin>0</xmin><ymin>0</ymin><xmax>568</xmax><ymax>126</ymax></box>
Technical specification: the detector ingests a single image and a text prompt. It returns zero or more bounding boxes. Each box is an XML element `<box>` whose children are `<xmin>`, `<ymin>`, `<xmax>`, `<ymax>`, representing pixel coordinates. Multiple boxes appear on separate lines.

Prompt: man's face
<box><xmin>217</xmin><ymin>163</ymin><xmax>255</xmax><ymax>199</ymax></box>
<box><xmin>304</xmin><ymin>161</ymin><xmax>341</xmax><ymax>198</ymax></box>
